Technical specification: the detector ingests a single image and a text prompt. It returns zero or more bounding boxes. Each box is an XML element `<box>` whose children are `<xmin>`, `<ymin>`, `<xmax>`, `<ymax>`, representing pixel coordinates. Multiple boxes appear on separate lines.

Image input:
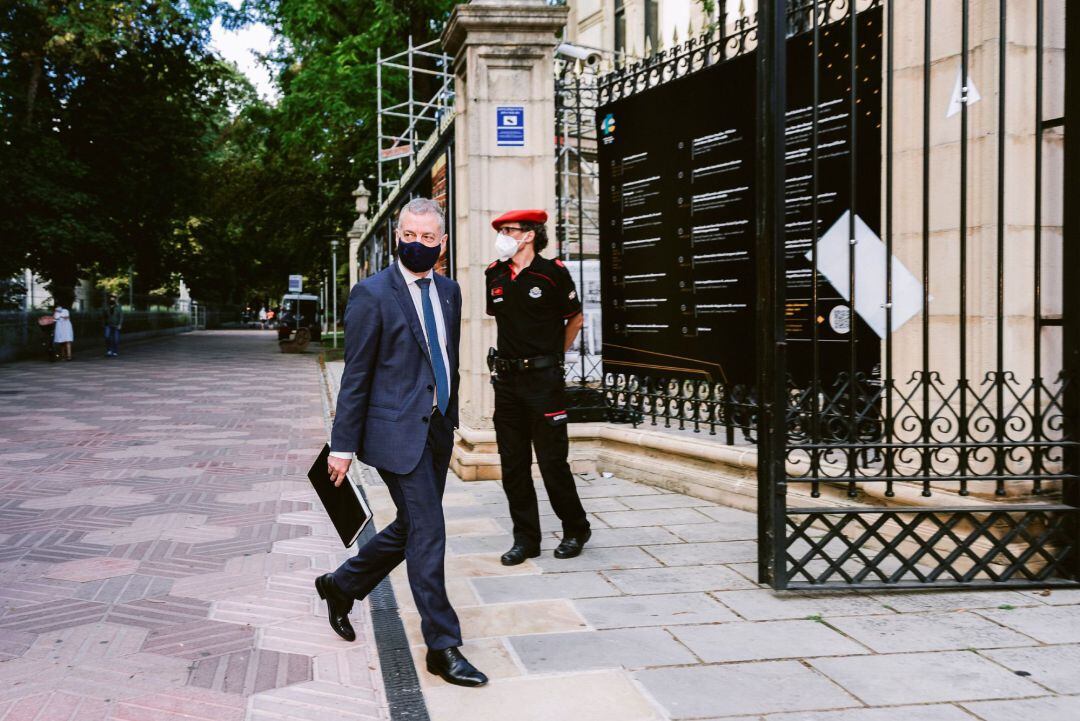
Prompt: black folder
<box><xmin>307</xmin><ymin>444</ymin><xmax>372</xmax><ymax>548</ymax></box>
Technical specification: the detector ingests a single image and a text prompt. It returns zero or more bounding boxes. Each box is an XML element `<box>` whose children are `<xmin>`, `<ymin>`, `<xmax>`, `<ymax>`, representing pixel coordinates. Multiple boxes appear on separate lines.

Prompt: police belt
<box><xmin>491</xmin><ymin>353</ymin><xmax>562</xmax><ymax>375</ymax></box>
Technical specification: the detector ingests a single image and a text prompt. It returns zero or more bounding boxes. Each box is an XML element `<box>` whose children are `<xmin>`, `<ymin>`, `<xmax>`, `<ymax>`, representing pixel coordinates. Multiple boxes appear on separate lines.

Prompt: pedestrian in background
<box><xmin>52</xmin><ymin>304</ymin><xmax>74</xmax><ymax>361</ymax></box>
<box><xmin>102</xmin><ymin>294</ymin><xmax>123</xmax><ymax>357</ymax></box>
<box><xmin>258</xmin><ymin>306</ymin><xmax>267</xmax><ymax>329</ymax></box>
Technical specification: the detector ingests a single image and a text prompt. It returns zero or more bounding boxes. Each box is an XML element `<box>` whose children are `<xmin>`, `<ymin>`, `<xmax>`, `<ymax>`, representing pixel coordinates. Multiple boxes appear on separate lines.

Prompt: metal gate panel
<box><xmin>592</xmin><ymin>0</ymin><xmax>1077</xmax><ymax>590</ymax></box>
<box><xmin>756</xmin><ymin>0</ymin><xmax>1079</xmax><ymax>589</ymax></box>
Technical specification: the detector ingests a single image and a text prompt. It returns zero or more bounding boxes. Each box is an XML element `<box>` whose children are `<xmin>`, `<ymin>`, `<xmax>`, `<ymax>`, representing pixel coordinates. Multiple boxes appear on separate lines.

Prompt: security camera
<box><xmin>556</xmin><ymin>42</ymin><xmax>602</xmax><ymax>67</ymax></box>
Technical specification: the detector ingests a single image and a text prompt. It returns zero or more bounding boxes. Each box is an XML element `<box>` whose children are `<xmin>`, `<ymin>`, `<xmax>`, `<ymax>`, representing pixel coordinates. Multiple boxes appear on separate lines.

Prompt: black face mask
<box><xmin>398</xmin><ymin>239</ymin><xmax>441</xmax><ymax>273</ymax></box>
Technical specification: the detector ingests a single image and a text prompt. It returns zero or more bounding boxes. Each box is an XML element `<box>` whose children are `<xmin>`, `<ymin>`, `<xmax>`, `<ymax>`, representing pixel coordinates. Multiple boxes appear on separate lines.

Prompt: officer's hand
<box><xmin>328</xmin><ymin>456</ymin><xmax>352</xmax><ymax>487</ymax></box>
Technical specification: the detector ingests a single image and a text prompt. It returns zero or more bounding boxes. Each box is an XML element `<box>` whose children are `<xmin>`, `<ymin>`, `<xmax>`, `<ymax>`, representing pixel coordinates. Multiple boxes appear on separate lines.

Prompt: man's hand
<box><xmin>328</xmin><ymin>456</ymin><xmax>352</xmax><ymax>487</ymax></box>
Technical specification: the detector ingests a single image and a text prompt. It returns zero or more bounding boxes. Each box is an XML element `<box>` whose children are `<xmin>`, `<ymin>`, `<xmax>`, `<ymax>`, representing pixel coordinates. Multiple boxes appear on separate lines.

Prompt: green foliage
<box><xmin>2</xmin><ymin>0</ymin><xmax>456</xmax><ymax>305</ymax></box>
<box><xmin>182</xmin><ymin>0</ymin><xmax>456</xmax><ymax>304</ymax></box>
<box><xmin>0</xmin><ymin>0</ymin><xmax>234</xmax><ymax>302</ymax></box>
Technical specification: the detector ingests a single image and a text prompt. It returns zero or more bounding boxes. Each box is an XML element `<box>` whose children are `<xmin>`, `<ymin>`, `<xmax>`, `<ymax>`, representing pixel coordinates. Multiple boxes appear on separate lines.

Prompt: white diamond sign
<box><xmin>806</xmin><ymin>211</ymin><xmax>924</xmax><ymax>338</ymax></box>
<box><xmin>947</xmin><ymin>68</ymin><xmax>981</xmax><ymax>118</ymax></box>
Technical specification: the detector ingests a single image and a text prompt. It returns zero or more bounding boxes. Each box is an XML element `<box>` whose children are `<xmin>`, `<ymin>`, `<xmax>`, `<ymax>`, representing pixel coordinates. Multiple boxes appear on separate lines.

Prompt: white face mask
<box><xmin>494</xmin><ymin>232</ymin><xmax>521</xmax><ymax>262</ymax></box>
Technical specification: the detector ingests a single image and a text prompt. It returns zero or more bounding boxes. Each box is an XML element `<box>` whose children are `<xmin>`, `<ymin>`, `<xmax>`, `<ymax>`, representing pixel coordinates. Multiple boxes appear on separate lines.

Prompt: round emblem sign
<box><xmin>829</xmin><ymin>305</ymin><xmax>851</xmax><ymax>335</ymax></box>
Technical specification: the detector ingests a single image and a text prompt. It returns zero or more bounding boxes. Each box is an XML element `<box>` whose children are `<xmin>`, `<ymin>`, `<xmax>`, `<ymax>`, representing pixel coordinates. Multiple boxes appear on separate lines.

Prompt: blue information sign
<box><xmin>496</xmin><ymin>106</ymin><xmax>525</xmax><ymax>147</ymax></box>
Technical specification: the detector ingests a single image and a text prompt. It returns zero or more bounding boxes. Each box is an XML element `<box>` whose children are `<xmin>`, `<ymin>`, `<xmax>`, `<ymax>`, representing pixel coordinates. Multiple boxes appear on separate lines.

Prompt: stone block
<box><xmin>448</xmin><ymin>533</ymin><xmax>515</xmax><ymax>555</ymax></box>
<box><xmin>423</xmin><ymin>669</ymin><xmax>661</xmax><ymax>721</ymax></box>
<box><xmin>713</xmin><ymin>589</ymin><xmax>892</xmax><ymax>621</ymax></box>
<box><xmin>810</xmin><ymin>651</ymin><xmax>1043</xmax><ymax>705</ymax></box>
<box><xmin>980</xmin><ymin>644</ymin><xmax>1080</xmax><ymax>694</ymax></box>
<box><xmin>530</xmin><ymin>545</ymin><xmax>661</xmax><ymax>572</ymax></box>
<box><xmin>1017</xmin><ymin>588</ymin><xmax>1080</xmax><ymax>606</ymax></box>
<box><xmin>471</xmin><ymin>572</ymin><xmax>615</xmax><ymax>604</ymax></box>
<box><xmin>962</xmin><ymin>695</ymin><xmax>1080</xmax><ymax>721</ymax></box>
<box><xmin>509</xmin><ymin>627</ymin><xmax>697</xmax><ymax>672</ymax></box>
<box><xmin>644</xmin><ymin>541</ymin><xmax>757</xmax><ymax>566</ymax></box>
<box><xmin>662</xmin><ymin>520</ymin><xmax>759</xmax><ymax>542</ymax></box>
<box><xmin>827</xmin><ymin>610</ymin><xmax>1036</xmax><ymax>653</ymax></box>
<box><xmin>975</xmin><ymin>605</ymin><xmax>1080</xmax><ymax>644</ymax></box>
<box><xmin>869</xmin><ymin>589</ymin><xmax>1041</xmax><ymax>613</ymax></box>
<box><xmin>404</xmin><ymin>599</ymin><xmax>586</xmax><ymax>646</ymax></box>
<box><xmin>765</xmin><ymin>706</ymin><xmax>975</xmax><ymax>721</ymax></box>
<box><xmin>573</xmin><ymin>592</ymin><xmax>739</xmax><ymax>629</ymax></box>
<box><xmin>617</xmin><ymin>494</ymin><xmax>715</xmax><ymax>510</ymax></box>
<box><xmin>635</xmin><ymin>661</ymin><xmax>859</xmax><ymax>719</ymax></box>
<box><xmin>604</xmin><ymin>565</ymin><xmax>756</xmax><ymax>595</ymax></box>
<box><xmin>669</xmin><ymin>620</ymin><xmax>869</xmax><ymax>663</ymax></box>
<box><xmin>595</xmin><ymin>508</ymin><xmax>715</xmax><ymax>528</ymax></box>
<box><xmin>540</xmin><ymin>526</ymin><xmax>684</xmax><ymax>549</ymax></box>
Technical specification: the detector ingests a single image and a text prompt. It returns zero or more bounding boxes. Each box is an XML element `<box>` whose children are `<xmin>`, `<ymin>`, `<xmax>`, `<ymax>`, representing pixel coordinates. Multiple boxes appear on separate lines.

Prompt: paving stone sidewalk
<box><xmin>0</xmin><ymin>332</ymin><xmax>389</xmax><ymax>721</ymax></box>
<box><xmin>4</xmin><ymin>331</ymin><xmax>1074</xmax><ymax>721</ymax></box>
<box><xmin>325</xmin><ymin>362</ymin><xmax>1080</xmax><ymax>721</ymax></box>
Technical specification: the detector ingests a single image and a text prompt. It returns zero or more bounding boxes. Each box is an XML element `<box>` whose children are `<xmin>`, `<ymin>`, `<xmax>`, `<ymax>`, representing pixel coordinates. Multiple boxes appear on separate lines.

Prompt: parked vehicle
<box><xmin>277</xmin><ymin>293</ymin><xmax>321</xmax><ymax>352</ymax></box>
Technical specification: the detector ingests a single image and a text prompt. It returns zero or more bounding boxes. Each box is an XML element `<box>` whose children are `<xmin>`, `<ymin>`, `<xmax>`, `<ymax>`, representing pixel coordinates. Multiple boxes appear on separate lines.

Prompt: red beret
<box><xmin>492</xmin><ymin>209</ymin><xmax>548</xmax><ymax>230</ymax></box>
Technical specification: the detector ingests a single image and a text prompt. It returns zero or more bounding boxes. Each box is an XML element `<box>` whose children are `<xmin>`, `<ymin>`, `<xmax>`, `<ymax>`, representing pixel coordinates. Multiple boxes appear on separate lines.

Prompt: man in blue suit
<box><xmin>317</xmin><ymin>197</ymin><xmax>487</xmax><ymax>688</ymax></box>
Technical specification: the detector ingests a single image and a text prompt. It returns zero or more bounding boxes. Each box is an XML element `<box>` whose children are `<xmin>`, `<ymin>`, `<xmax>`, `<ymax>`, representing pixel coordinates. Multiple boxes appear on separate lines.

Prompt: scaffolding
<box><xmin>376</xmin><ymin>37</ymin><xmax>454</xmax><ymax>204</ymax></box>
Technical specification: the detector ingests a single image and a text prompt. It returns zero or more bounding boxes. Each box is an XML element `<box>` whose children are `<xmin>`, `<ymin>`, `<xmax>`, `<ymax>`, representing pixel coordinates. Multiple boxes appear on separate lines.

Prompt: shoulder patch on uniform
<box><xmin>554</xmin><ymin>259</ymin><xmax>565</xmax><ymax>268</ymax></box>
<box><xmin>486</xmin><ymin>260</ymin><xmax>498</xmax><ymax>270</ymax></box>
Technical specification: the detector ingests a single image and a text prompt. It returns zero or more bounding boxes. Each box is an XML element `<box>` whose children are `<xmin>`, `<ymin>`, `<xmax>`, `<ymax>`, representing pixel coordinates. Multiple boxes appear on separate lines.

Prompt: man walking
<box><xmin>103</xmin><ymin>294</ymin><xmax>123</xmax><ymax>357</ymax></box>
<box><xmin>485</xmin><ymin>209</ymin><xmax>591</xmax><ymax>566</ymax></box>
<box><xmin>318</xmin><ymin>198</ymin><xmax>487</xmax><ymax>688</ymax></box>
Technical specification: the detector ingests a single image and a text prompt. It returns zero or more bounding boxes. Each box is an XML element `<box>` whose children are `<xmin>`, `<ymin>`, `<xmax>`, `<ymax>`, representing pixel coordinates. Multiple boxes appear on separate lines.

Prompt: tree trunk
<box><xmin>24</xmin><ymin>55</ymin><xmax>43</xmax><ymax>131</ymax></box>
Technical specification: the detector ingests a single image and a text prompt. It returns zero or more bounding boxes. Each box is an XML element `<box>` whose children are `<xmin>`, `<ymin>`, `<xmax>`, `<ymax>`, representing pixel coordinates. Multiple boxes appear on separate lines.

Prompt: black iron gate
<box><xmin>756</xmin><ymin>0</ymin><xmax>1079</xmax><ymax>589</ymax></box>
<box><xmin>595</xmin><ymin>0</ymin><xmax>1078</xmax><ymax>590</ymax></box>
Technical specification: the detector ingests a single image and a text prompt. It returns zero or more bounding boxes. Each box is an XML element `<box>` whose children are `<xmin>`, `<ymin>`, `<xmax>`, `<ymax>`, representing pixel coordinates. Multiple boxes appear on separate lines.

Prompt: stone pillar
<box><xmin>347</xmin><ymin>181</ymin><xmax>371</xmax><ymax>290</ymax></box>
<box><xmin>883</xmin><ymin>0</ymin><xmax>1066</xmax><ymax>496</ymax></box>
<box><xmin>442</xmin><ymin>0</ymin><xmax>568</xmax><ymax>479</ymax></box>
<box><xmin>888</xmin><ymin>0</ymin><xmax>1066</xmax><ymax>389</ymax></box>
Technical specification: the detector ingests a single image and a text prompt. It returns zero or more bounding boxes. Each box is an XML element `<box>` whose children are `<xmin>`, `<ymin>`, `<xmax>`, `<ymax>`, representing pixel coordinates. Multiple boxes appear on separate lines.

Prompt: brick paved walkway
<box><xmin>0</xmin><ymin>332</ymin><xmax>387</xmax><ymax>721</ymax></box>
<box><xmin>4</xmin><ymin>333</ymin><xmax>1079</xmax><ymax>721</ymax></box>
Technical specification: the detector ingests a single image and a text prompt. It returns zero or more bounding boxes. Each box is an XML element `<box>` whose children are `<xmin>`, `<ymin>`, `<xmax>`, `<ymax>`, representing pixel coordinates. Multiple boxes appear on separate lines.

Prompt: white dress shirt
<box><xmin>330</xmin><ymin>261</ymin><xmax>450</xmax><ymax>462</ymax></box>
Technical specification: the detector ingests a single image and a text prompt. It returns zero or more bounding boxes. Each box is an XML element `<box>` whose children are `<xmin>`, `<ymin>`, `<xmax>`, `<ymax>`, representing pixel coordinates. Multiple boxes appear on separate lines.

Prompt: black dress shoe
<box><xmin>554</xmin><ymin>529</ymin><xmax>592</xmax><ymax>559</ymax></box>
<box><xmin>425</xmin><ymin>647</ymin><xmax>488</xmax><ymax>687</ymax></box>
<box><xmin>500</xmin><ymin>544</ymin><xmax>541</xmax><ymax>566</ymax></box>
<box><xmin>315</xmin><ymin>573</ymin><xmax>355</xmax><ymax>642</ymax></box>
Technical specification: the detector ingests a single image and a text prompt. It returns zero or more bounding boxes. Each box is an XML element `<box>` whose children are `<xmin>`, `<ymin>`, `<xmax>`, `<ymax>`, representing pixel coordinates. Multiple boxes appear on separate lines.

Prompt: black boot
<box><xmin>554</xmin><ymin>529</ymin><xmax>592</xmax><ymax>559</ymax></box>
<box><xmin>500</xmin><ymin>544</ymin><xmax>541</xmax><ymax>566</ymax></box>
<box><xmin>315</xmin><ymin>573</ymin><xmax>356</xmax><ymax>642</ymax></box>
<box><xmin>425</xmin><ymin>647</ymin><xmax>488</xmax><ymax>687</ymax></box>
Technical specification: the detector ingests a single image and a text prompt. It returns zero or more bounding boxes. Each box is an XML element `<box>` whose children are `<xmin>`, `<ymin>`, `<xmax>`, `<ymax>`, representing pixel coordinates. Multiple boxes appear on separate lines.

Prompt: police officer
<box><xmin>485</xmin><ymin>209</ymin><xmax>591</xmax><ymax>566</ymax></box>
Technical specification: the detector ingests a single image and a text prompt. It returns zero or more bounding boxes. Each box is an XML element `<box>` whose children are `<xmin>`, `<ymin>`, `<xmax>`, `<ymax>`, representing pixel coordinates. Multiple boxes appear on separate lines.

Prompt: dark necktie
<box><xmin>416</xmin><ymin>278</ymin><xmax>449</xmax><ymax>415</ymax></box>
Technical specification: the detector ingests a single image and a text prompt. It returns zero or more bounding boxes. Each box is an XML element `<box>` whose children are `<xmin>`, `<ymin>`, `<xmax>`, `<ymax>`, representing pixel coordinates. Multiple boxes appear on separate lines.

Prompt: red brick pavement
<box><xmin>0</xmin><ymin>331</ymin><xmax>388</xmax><ymax>720</ymax></box>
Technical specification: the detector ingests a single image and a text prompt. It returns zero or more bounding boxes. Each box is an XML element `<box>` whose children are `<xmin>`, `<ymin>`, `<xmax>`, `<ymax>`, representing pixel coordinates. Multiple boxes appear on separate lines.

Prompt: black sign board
<box><xmin>598</xmin><ymin>8</ymin><xmax>882</xmax><ymax>386</ymax></box>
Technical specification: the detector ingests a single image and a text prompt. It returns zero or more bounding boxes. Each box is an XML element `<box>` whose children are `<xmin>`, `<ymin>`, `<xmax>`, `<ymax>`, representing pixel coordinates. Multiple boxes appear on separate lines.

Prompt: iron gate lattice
<box><xmin>755</xmin><ymin>0</ymin><xmax>1079</xmax><ymax>589</ymax></box>
<box><xmin>594</xmin><ymin>0</ymin><xmax>1078</xmax><ymax>590</ymax></box>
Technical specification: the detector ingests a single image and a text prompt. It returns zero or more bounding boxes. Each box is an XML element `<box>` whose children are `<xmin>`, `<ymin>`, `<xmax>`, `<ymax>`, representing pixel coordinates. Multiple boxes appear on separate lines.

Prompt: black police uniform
<box><xmin>486</xmin><ymin>254</ymin><xmax>590</xmax><ymax>551</ymax></box>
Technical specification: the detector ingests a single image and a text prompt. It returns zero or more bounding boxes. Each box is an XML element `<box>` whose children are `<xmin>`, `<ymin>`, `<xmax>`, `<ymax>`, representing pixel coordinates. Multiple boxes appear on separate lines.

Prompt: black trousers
<box><xmin>331</xmin><ymin>410</ymin><xmax>461</xmax><ymax>650</ymax></box>
<box><xmin>493</xmin><ymin>367</ymin><xmax>590</xmax><ymax>549</ymax></box>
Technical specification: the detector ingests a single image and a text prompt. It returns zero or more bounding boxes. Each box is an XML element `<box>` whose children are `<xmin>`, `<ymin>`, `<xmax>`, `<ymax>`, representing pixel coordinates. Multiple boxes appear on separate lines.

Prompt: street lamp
<box><xmin>348</xmin><ymin>181</ymin><xmax>372</xmax><ymax>288</ymax></box>
<box><xmin>330</xmin><ymin>239</ymin><xmax>339</xmax><ymax>350</ymax></box>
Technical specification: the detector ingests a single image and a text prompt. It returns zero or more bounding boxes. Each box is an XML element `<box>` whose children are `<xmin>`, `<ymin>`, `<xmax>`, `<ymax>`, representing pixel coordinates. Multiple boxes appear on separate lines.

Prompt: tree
<box><xmin>0</xmin><ymin>0</ymin><xmax>228</xmax><ymax>302</ymax></box>
<box><xmin>1</xmin><ymin>0</ymin><xmax>459</xmax><ymax>306</ymax></box>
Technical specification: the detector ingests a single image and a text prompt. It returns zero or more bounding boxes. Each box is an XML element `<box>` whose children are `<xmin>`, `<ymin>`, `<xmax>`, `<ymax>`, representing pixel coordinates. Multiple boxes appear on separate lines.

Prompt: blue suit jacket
<box><xmin>330</xmin><ymin>265</ymin><xmax>461</xmax><ymax>475</ymax></box>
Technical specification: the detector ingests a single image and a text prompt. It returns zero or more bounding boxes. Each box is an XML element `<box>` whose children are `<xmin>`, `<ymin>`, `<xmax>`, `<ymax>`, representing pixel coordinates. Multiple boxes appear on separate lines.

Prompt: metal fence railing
<box><xmin>0</xmin><ymin>309</ymin><xmax>193</xmax><ymax>362</ymax></box>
